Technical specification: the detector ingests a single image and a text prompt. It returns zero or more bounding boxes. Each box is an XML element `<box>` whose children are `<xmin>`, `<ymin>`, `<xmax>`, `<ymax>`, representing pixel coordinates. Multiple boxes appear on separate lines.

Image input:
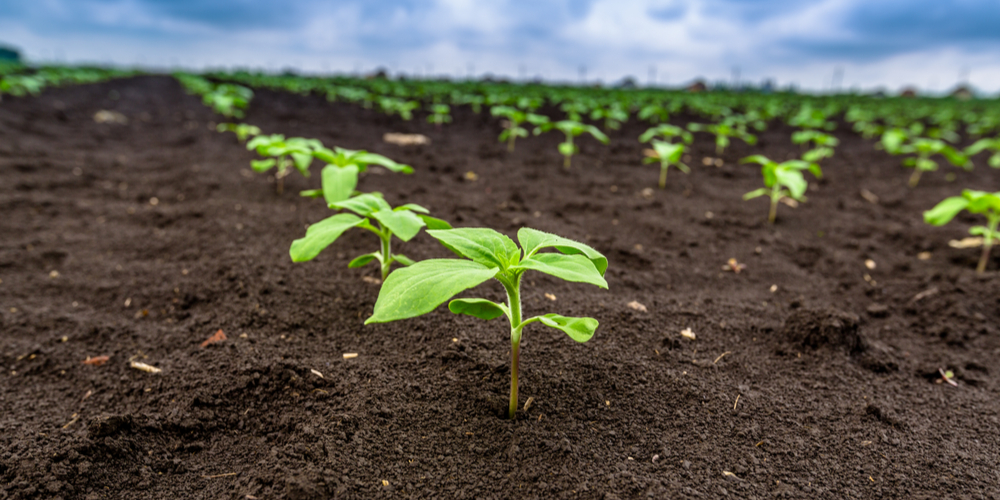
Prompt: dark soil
<box><xmin>1</xmin><ymin>76</ymin><xmax>999</xmax><ymax>499</ymax></box>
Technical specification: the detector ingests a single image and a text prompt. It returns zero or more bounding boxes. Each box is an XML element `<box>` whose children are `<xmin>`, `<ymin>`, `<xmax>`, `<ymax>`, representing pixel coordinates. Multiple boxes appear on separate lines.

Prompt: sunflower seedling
<box><xmin>291</xmin><ymin>193</ymin><xmax>451</xmax><ymax>281</ymax></box>
<box><xmin>246</xmin><ymin>134</ymin><xmax>321</xmax><ymax>194</ymax></box>
<box><xmin>742</xmin><ymin>155</ymin><xmax>822</xmax><ymax>224</ymax></box>
<box><xmin>301</xmin><ymin>146</ymin><xmax>415</xmax><ymax>204</ymax></box>
<box><xmin>896</xmin><ymin>137</ymin><xmax>970</xmax><ymax>188</ymax></box>
<box><xmin>491</xmin><ymin>106</ymin><xmax>549</xmax><ymax>152</ymax></box>
<box><xmin>924</xmin><ymin>189</ymin><xmax>1000</xmax><ymax>273</ymax></box>
<box><xmin>639</xmin><ymin>124</ymin><xmax>693</xmax><ymax>145</ymax></box>
<box><xmin>365</xmin><ymin>227</ymin><xmax>608</xmax><ymax>420</ymax></box>
<box><xmin>427</xmin><ymin>104</ymin><xmax>452</xmax><ymax>127</ymax></box>
<box><xmin>688</xmin><ymin>122</ymin><xmax>757</xmax><ymax>155</ymax></box>
<box><xmin>535</xmin><ymin>120</ymin><xmax>610</xmax><ymax>168</ymax></box>
<box><xmin>965</xmin><ymin>137</ymin><xmax>1000</xmax><ymax>169</ymax></box>
<box><xmin>643</xmin><ymin>141</ymin><xmax>689</xmax><ymax>188</ymax></box>
<box><xmin>216</xmin><ymin>123</ymin><xmax>261</xmax><ymax>143</ymax></box>
<box><xmin>791</xmin><ymin>130</ymin><xmax>839</xmax><ymax>163</ymax></box>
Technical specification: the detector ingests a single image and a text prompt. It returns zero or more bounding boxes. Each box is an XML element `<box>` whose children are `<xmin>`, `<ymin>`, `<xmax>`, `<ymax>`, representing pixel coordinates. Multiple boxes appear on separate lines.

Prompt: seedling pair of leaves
<box><xmin>302</xmin><ymin>146</ymin><xmax>415</xmax><ymax>204</ymax></box>
<box><xmin>881</xmin><ymin>129</ymin><xmax>970</xmax><ymax>187</ymax></box>
<box><xmin>365</xmin><ymin>227</ymin><xmax>609</xmax><ymax>420</ymax></box>
<box><xmin>791</xmin><ymin>130</ymin><xmax>839</xmax><ymax>163</ymax></box>
<box><xmin>965</xmin><ymin>138</ymin><xmax>1000</xmax><ymax>169</ymax></box>
<box><xmin>203</xmin><ymin>84</ymin><xmax>253</xmax><ymax>118</ymax></box>
<box><xmin>216</xmin><ymin>123</ymin><xmax>261</xmax><ymax>143</ymax></box>
<box><xmin>246</xmin><ymin>135</ymin><xmax>322</xmax><ymax>194</ymax></box>
<box><xmin>534</xmin><ymin>120</ymin><xmax>610</xmax><ymax>168</ymax></box>
<box><xmin>427</xmin><ymin>104</ymin><xmax>452</xmax><ymax>126</ymax></box>
<box><xmin>924</xmin><ymin>190</ymin><xmax>1000</xmax><ymax>273</ymax></box>
<box><xmin>590</xmin><ymin>104</ymin><xmax>628</xmax><ymax>131</ymax></box>
<box><xmin>687</xmin><ymin>122</ymin><xmax>757</xmax><ymax>155</ymax></box>
<box><xmin>742</xmin><ymin>155</ymin><xmax>822</xmax><ymax>224</ymax></box>
<box><xmin>291</xmin><ymin>193</ymin><xmax>452</xmax><ymax>281</ymax></box>
<box><xmin>378</xmin><ymin>97</ymin><xmax>419</xmax><ymax>120</ymax></box>
<box><xmin>639</xmin><ymin>125</ymin><xmax>693</xmax><ymax>188</ymax></box>
<box><xmin>491</xmin><ymin>106</ymin><xmax>549</xmax><ymax>151</ymax></box>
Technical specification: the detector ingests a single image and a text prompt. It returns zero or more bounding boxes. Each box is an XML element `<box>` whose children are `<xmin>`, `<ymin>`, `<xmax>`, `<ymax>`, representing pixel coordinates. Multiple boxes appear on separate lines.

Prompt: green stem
<box><xmin>908</xmin><ymin>168</ymin><xmax>922</xmax><ymax>188</ymax></box>
<box><xmin>768</xmin><ymin>187</ymin><xmax>781</xmax><ymax>224</ymax></box>
<box><xmin>379</xmin><ymin>231</ymin><xmax>392</xmax><ymax>281</ymax></box>
<box><xmin>502</xmin><ymin>276</ymin><xmax>523</xmax><ymax>420</ymax></box>
<box><xmin>659</xmin><ymin>164</ymin><xmax>668</xmax><ymax>189</ymax></box>
<box><xmin>977</xmin><ymin>216</ymin><xmax>998</xmax><ymax>274</ymax></box>
<box><xmin>508</xmin><ymin>132</ymin><xmax>516</xmax><ymax>152</ymax></box>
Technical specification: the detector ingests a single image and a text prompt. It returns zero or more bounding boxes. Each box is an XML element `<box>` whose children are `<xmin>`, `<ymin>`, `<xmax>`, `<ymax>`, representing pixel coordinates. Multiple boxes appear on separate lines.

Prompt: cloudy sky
<box><xmin>3</xmin><ymin>0</ymin><xmax>1000</xmax><ymax>93</ymax></box>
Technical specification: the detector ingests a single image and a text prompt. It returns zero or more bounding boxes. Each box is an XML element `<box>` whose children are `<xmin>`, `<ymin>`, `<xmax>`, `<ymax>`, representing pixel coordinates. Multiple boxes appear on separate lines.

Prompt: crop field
<box><xmin>1</xmin><ymin>68</ymin><xmax>999</xmax><ymax>499</ymax></box>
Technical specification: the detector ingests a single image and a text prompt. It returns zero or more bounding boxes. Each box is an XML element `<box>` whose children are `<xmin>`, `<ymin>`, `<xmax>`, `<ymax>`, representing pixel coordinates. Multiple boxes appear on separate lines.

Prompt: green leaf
<box><xmin>775</xmin><ymin>168</ymin><xmax>807</xmax><ymax>199</ymax></box>
<box><xmin>923</xmin><ymin>196</ymin><xmax>969</xmax><ymax>226</ymax></box>
<box><xmin>372</xmin><ymin>208</ymin><xmax>426</xmax><ymax>242</ymax></box>
<box><xmin>321</xmin><ymin>165</ymin><xmax>359</xmax><ymax>205</ymax></box>
<box><xmin>365</xmin><ymin>259</ymin><xmax>498</xmax><ymax>324</ymax></box>
<box><xmin>348</xmin><ymin>253</ymin><xmax>380</xmax><ymax>268</ymax></box>
<box><xmin>743</xmin><ymin>188</ymin><xmax>769</xmax><ymax>200</ymax></box>
<box><xmin>251</xmin><ymin>159</ymin><xmax>276</xmax><ymax>172</ymax></box>
<box><xmin>290</xmin><ymin>213</ymin><xmax>365</xmax><ymax>262</ymax></box>
<box><xmin>536</xmin><ymin>314</ymin><xmax>598</xmax><ymax>343</ymax></box>
<box><xmin>517</xmin><ymin>227</ymin><xmax>608</xmax><ymax>275</ymax></box>
<box><xmin>331</xmin><ymin>193</ymin><xmax>390</xmax><ymax>217</ymax></box>
<box><xmin>291</xmin><ymin>152</ymin><xmax>313</xmax><ymax>175</ymax></box>
<box><xmin>299</xmin><ymin>189</ymin><xmax>323</xmax><ymax>198</ymax></box>
<box><xmin>353</xmin><ymin>152</ymin><xmax>414</xmax><ymax>173</ymax></box>
<box><xmin>395</xmin><ymin>203</ymin><xmax>429</xmax><ymax>214</ymax></box>
<box><xmin>448</xmin><ymin>298</ymin><xmax>508</xmax><ymax>321</ymax></box>
<box><xmin>427</xmin><ymin>228</ymin><xmax>520</xmax><ymax>269</ymax></box>
<box><xmin>393</xmin><ymin>254</ymin><xmax>416</xmax><ymax>266</ymax></box>
<box><xmin>511</xmin><ymin>253</ymin><xmax>608</xmax><ymax>289</ymax></box>
<box><xmin>417</xmin><ymin>214</ymin><xmax>453</xmax><ymax>230</ymax></box>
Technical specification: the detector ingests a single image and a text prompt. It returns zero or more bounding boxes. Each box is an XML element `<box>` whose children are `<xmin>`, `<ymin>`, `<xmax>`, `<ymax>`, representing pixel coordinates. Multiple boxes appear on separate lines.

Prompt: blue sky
<box><xmin>3</xmin><ymin>0</ymin><xmax>1000</xmax><ymax>92</ymax></box>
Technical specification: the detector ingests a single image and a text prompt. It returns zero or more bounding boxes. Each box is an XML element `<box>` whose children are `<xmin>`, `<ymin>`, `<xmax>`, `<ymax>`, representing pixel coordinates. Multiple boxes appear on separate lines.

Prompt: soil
<box><xmin>1</xmin><ymin>76</ymin><xmax>999</xmax><ymax>499</ymax></box>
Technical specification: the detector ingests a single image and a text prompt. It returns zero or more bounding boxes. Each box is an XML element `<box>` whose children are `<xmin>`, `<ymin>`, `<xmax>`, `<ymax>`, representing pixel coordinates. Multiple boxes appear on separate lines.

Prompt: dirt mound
<box><xmin>781</xmin><ymin>307</ymin><xmax>865</xmax><ymax>352</ymax></box>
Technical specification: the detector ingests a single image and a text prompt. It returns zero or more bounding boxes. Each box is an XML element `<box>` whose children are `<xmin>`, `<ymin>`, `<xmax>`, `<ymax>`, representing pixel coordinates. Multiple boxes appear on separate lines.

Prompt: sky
<box><xmin>3</xmin><ymin>0</ymin><xmax>1000</xmax><ymax>93</ymax></box>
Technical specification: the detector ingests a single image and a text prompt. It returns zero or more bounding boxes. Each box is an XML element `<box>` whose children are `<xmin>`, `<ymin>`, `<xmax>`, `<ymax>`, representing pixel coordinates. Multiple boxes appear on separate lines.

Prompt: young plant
<box><xmin>364</xmin><ymin>227</ymin><xmax>609</xmax><ymax>420</ymax></box>
<box><xmin>964</xmin><ymin>137</ymin><xmax>1000</xmax><ymax>169</ymax></box>
<box><xmin>637</xmin><ymin>103</ymin><xmax>670</xmax><ymax>124</ymax></box>
<box><xmin>643</xmin><ymin>141</ymin><xmax>689</xmax><ymax>188</ymax></box>
<box><xmin>378</xmin><ymin>97</ymin><xmax>419</xmax><ymax>120</ymax></box>
<box><xmin>290</xmin><ymin>193</ymin><xmax>451</xmax><ymax>281</ymax></box>
<box><xmin>898</xmin><ymin>137</ymin><xmax>970</xmax><ymax>188</ymax></box>
<box><xmin>216</xmin><ymin>122</ymin><xmax>261</xmax><ymax>143</ymax></box>
<box><xmin>302</xmin><ymin>146</ymin><xmax>415</xmax><ymax>204</ymax></box>
<box><xmin>924</xmin><ymin>189</ymin><xmax>1000</xmax><ymax>274</ymax></box>
<box><xmin>491</xmin><ymin>106</ymin><xmax>549</xmax><ymax>152</ymax></box>
<box><xmin>639</xmin><ymin>124</ymin><xmax>693</xmax><ymax>145</ymax></box>
<box><xmin>427</xmin><ymin>104</ymin><xmax>452</xmax><ymax>127</ymax></box>
<box><xmin>590</xmin><ymin>103</ymin><xmax>628</xmax><ymax>131</ymax></box>
<box><xmin>741</xmin><ymin>155</ymin><xmax>822</xmax><ymax>224</ymax></box>
<box><xmin>246</xmin><ymin>134</ymin><xmax>320</xmax><ymax>194</ymax></box>
<box><xmin>687</xmin><ymin>122</ymin><xmax>757</xmax><ymax>155</ymax></box>
<box><xmin>203</xmin><ymin>83</ymin><xmax>253</xmax><ymax>118</ymax></box>
<box><xmin>791</xmin><ymin>130</ymin><xmax>839</xmax><ymax>163</ymax></box>
<box><xmin>535</xmin><ymin>120</ymin><xmax>610</xmax><ymax>168</ymax></box>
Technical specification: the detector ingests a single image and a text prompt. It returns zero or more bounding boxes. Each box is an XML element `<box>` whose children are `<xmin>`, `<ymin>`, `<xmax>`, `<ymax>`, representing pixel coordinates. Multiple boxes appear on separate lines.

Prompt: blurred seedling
<box><xmin>216</xmin><ymin>123</ymin><xmax>261</xmax><ymax>143</ymax></box>
<box><xmin>741</xmin><ymin>155</ymin><xmax>822</xmax><ymax>224</ymax></box>
<box><xmin>924</xmin><ymin>189</ymin><xmax>1000</xmax><ymax>273</ymax></box>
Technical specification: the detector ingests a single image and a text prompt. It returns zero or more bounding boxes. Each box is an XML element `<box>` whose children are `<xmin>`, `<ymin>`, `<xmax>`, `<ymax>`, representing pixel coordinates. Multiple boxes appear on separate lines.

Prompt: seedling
<box><xmin>965</xmin><ymin>137</ymin><xmax>1000</xmax><ymax>169</ymax></box>
<box><xmin>491</xmin><ymin>106</ymin><xmax>549</xmax><ymax>151</ymax></box>
<box><xmin>216</xmin><ymin>123</ymin><xmax>261</xmax><ymax>143</ymax></box>
<box><xmin>742</xmin><ymin>155</ymin><xmax>822</xmax><ymax>224</ymax></box>
<box><xmin>688</xmin><ymin>122</ymin><xmax>757</xmax><ymax>155</ymax></box>
<box><xmin>246</xmin><ymin>134</ymin><xmax>321</xmax><ymax>194</ymax></box>
<box><xmin>535</xmin><ymin>120</ymin><xmax>610</xmax><ymax>168</ymax></box>
<box><xmin>937</xmin><ymin>368</ymin><xmax>958</xmax><ymax>387</ymax></box>
<box><xmin>590</xmin><ymin>103</ymin><xmax>628</xmax><ymax>131</ymax></box>
<box><xmin>303</xmin><ymin>146</ymin><xmax>415</xmax><ymax>204</ymax></box>
<box><xmin>643</xmin><ymin>141</ymin><xmax>689</xmax><ymax>188</ymax></box>
<box><xmin>897</xmin><ymin>137</ymin><xmax>970</xmax><ymax>187</ymax></box>
<box><xmin>290</xmin><ymin>193</ymin><xmax>451</xmax><ymax>281</ymax></box>
<box><xmin>791</xmin><ymin>130</ymin><xmax>839</xmax><ymax>163</ymax></box>
<box><xmin>637</xmin><ymin>103</ymin><xmax>670</xmax><ymax>124</ymax></box>
<box><xmin>365</xmin><ymin>227</ymin><xmax>608</xmax><ymax>420</ymax></box>
<box><xmin>924</xmin><ymin>189</ymin><xmax>1000</xmax><ymax>273</ymax></box>
<box><xmin>639</xmin><ymin>124</ymin><xmax>693</xmax><ymax>145</ymax></box>
<box><xmin>378</xmin><ymin>97</ymin><xmax>419</xmax><ymax>120</ymax></box>
<box><xmin>427</xmin><ymin>104</ymin><xmax>452</xmax><ymax>127</ymax></box>
<box><xmin>0</xmin><ymin>74</ymin><xmax>45</xmax><ymax>102</ymax></box>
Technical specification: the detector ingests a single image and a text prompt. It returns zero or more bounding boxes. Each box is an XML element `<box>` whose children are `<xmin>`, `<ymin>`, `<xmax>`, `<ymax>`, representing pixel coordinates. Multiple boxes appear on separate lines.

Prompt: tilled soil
<box><xmin>1</xmin><ymin>76</ymin><xmax>998</xmax><ymax>499</ymax></box>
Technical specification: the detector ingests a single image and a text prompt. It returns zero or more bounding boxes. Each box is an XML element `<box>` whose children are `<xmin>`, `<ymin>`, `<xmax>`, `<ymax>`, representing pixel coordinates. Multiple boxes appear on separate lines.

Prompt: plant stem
<box><xmin>379</xmin><ymin>231</ymin><xmax>392</xmax><ymax>281</ymax></box>
<box><xmin>563</xmin><ymin>155</ymin><xmax>571</xmax><ymax>169</ymax></box>
<box><xmin>507</xmin><ymin>131</ymin><xmax>517</xmax><ymax>152</ymax></box>
<box><xmin>502</xmin><ymin>276</ymin><xmax>523</xmax><ymax>420</ymax></box>
<box><xmin>977</xmin><ymin>216</ymin><xmax>998</xmax><ymax>274</ymax></box>
<box><xmin>659</xmin><ymin>164</ymin><xmax>668</xmax><ymax>189</ymax></box>
<box><xmin>276</xmin><ymin>175</ymin><xmax>284</xmax><ymax>195</ymax></box>
<box><xmin>768</xmin><ymin>187</ymin><xmax>781</xmax><ymax>224</ymax></box>
<box><xmin>908</xmin><ymin>168</ymin><xmax>922</xmax><ymax>188</ymax></box>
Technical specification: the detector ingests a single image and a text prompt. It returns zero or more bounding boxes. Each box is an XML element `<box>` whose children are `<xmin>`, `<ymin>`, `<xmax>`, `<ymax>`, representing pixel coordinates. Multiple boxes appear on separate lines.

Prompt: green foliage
<box><xmin>216</xmin><ymin>123</ymin><xmax>261</xmax><ymax>143</ymax></box>
<box><xmin>791</xmin><ymin>130</ymin><xmax>839</xmax><ymax>163</ymax></box>
<box><xmin>535</xmin><ymin>120</ymin><xmax>610</xmax><ymax>168</ymax></box>
<box><xmin>491</xmin><ymin>105</ymin><xmax>549</xmax><ymax>151</ymax></box>
<box><xmin>175</xmin><ymin>73</ymin><xmax>253</xmax><ymax>117</ymax></box>
<box><xmin>643</xmin><ymin>141</ymin><xmax>689</xmax><ymax>188</ymax></box>
<box><xmin>741</xmin><ymin>155</ymin><xmax>822</xmax><ymax>224</ymax></box>
<box><xmin>590</xmin><ymin>103</ymin><xmax>628</xmax><ymax>131</ymax></box>
<box><xmin>688</xmin><ymin>122</ymin><xmax>757</xmax><ymax>155</ymax></box>
<box><xmin>639</xmin><ymin>124</ymin><xmax>693</xmax><ymax>145</ymax></box>
<box><xmin>290</xmin><ymin>193</ymin><xmax>451</xmax><ymax>280</ymax></box>
<box><xmin>965</xmin><ymin>137</ymin><xmax>1000</xmax><ymax>169</ymax></box>
<box><xmin>307</xmin><ymin>146</ymin><xmax>414</xmax><ymax>204</ymax></box>
<box><xmin>427</xmin><ymin>103</ymin><xmax>452</xmax><ymax>126</ymax></box>
<box><xmin>366</xmin><ymin>227</ymin><xmax>607</xmax><ymax>419</ymax></box>
<box><xmin>924</xmin><ymin>190</ymin><xmax>1000</xmax><ymax>273</ymax></box>
<box><xmin>881</xmin><ymin>130</ymin><xmax>970</xmax><ymax>187</ymax></box>
<box><xmin>246</xmin><ymin>134</ymin><xmax>321</xmax><ymax>194</ymax></box>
